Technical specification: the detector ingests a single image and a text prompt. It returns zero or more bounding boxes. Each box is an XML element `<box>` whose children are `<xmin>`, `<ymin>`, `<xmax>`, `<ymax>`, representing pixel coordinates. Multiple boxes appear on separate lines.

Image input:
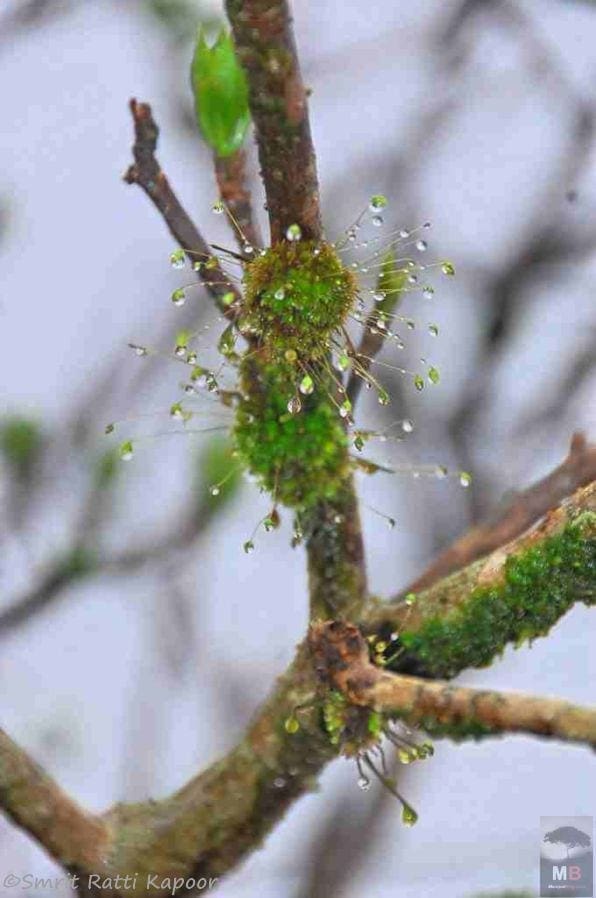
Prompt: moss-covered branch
<box><xmin>225</xmin><ymin>0</ymin><xmax>367</xmax><ymax>619</ymax></box>
<box><xmin>401</xmin><ymin>431</ymin><xmax>596</xmax><ymax>597</ymax></box>
<box><xmin>309</xmin><ymin>621</ymin><xmax>596</xmax><ymax>749</ymax></box>
<box><xmin>362</xmin><ymin>480</ymin><xmax>596</xmax><ymax>678</ymax></box>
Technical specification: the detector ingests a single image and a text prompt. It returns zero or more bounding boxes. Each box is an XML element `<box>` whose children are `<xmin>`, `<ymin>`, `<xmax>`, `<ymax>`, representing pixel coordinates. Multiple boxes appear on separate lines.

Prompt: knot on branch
<box><xmin>308</xmin><ymin>620</ymin><xmax>381</xmax><ymax>705</ymax></box>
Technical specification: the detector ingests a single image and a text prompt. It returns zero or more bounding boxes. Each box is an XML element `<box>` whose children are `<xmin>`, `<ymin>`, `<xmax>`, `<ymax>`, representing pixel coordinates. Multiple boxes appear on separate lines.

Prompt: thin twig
<box><xmin>309</xmin><ymin>620</ymin><xmax>596</xmax><ymax>750</ymax></box>
<box><xmin>124</xmin><ymin>98</ymin><xmax>242</xmax><ymax>316</ymax></box>
<box><xmin>401</xmin><ymin>432</ymin><xmax>596</xmax><ymax>596</ymax></box>
<box><xmin>214</xmin><ymin>149</ymin><xmax>262</xmax><ymax>252</ymax></box>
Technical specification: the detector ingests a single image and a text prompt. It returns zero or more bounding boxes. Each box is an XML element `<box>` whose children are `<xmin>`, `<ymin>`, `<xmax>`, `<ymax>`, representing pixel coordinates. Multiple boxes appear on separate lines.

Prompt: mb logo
<box><xmin>541</xmin><ymin>817</ymin><xmax>593</xmax><ymax>897</ymax></box>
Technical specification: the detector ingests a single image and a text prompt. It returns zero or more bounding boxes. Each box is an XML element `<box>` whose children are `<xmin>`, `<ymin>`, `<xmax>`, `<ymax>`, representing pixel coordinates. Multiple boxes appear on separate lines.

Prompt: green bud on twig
<box><xmin>190</xmin><ymin>28</ymin><xmax>250</xmax><ymax>157</ymax></box>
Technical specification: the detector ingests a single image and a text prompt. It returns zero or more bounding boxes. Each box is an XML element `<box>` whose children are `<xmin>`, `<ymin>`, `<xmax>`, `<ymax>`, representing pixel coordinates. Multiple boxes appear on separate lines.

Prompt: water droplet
<box><xmin>170</xmin><ymin>249</ymin><xmax>185</xmax><ymax>269</ymax></box>
<box><xmin>184</xmin><ymin>384</ymin><xmax>195</xmax><ymax>395</ymax></box>
<box><xmin>243</xmin><ymin>242</ymin><xmax>254</xmax><ymax>255</ymax></box>
<box><xmin>371</xmin><ymin>215</ymin><xmax>384</xmax><ymax>227</ymax></box>
<box><xmin>105</xmin><ymin>423</ymin><xmax>115</xmax><ymax>435</ymax></box>
<box><xmin>387</xmin><ymin>517</ymin><xmax>396</xmax><ymax>529</ymax></box>
<box><xmin>274</xmin><ymin>287</ymin><xmax>286</xmax><ymax>300</ymax></box>
<box><xmin>399</xmin><ymin>228</ymin><xmax>410</xmax><ymax>238</ymax></box>
<box><xmin>212</xmin><ymin>200</ymin><xmax>225</xmax><ymax>215</ymax></box>
<box><xmin>171</xmin><ymin>288</ymin><xmax>186</xmax><ymax>307</ymax></box>
<box><xmin>170</xmin><ymin>402</ymin><xmax>184</xmax><ymax>419</ymax></box>
<box><xmin>243</xmin><ymin>540</ymin><xmax>255</xmax><ymax>554</ymax></box>
<box><xmin>415</xmin><ymin>239</ymin><xmax>428</xmax><ymax>252</ymax></box>
<box><xmin>210</xmin><ymin>485</ymin><xmax>220</xmax><ymax>496</ymax></box>
<box><xmin>357</xmin><ymin>776</ymin><xmax>371</xmax><ymax>791</ymax></box>
<box><xmin>312</xmin><ymin>246</ymin><xmax>321</xmax><ymax>256</ymax></box>
<box><xmin>273</xmin><ymin>777</ymin><xmax>286</xmax><ymax>789</ymax></box>
<box><xmin>428</xmin><ymin>366</ymin><xmax>440</xmax><ymax>385</ymax></box>
<box><xmin>459</xmin><ymin>471</ymin><xmax>472</xmax><ymax>488</ymax></box>
<box><xmin>413</xmin><ymin>374</ymin><xmax>424</xmax><ymax>391</ymax></box>
<box><xmin>428</xmin><ymin>324</ymin><xmax>439</xmax><ymax>337</ymax></box>
<box><xmin>407</xmin><ymin>274</ymin><xmax>418</xmax><ymax>285</ymax></box>
<box><xmin>336</xmin><ymin>353</ymin><xmax>350</xmax><ymax>372</ymax></box>
<box><xmin>404</xmin><ymin>592</ymin><xmax>417</xmax><ymax>606</ymax></box>
<box><xmin>402</xmin><ymin>804</ymin><xmax>418</xmax><ymax>827</ymax></box>
<box><xmin>441</xmin><ymin>261</ymin><xmax>456</xmax><ymax>276</ymax></box>
<box><xmin>422</xmin><ymin>286</ymin><xmax>434</xmax><ymax>299</ymax></box>
<box><xmin>339</xmin><ymin>399</ymin><xmax>352</xmax><ymax>418</ymax></box>
<box><xmin>369</xmin><ymin>194</ymin><xmax>388</xmax><ymax>211</ymax></box>
<box><xmin>263</xmin><ymin>510</ymin><xmax>280</xmax><ymax>531</ymax></box>
<box><xmin>119</xmin><ymin>440</ymin><xmax>134</xmax><ymax>461</ymax></box>
<box><xmin>284</xmin><ymin>716</ymin><xmax>300</xmax><ymax>734</ymax></box>
<box><xmin>299</xmin><ymin>374</ymin><xmax>314</xmax><ymax>395</ymax></box>
<box><xmin>221</xmin><ymin>291</ymin><xmax>236</xmax><ymax>307</ymax></box>
<box><xmin>174</xmin><ymin>344</ymin><xmax>187</xmax><ymax>358</ymax></box>
<box><xmin>287</xmin><ymin>396</ymin><xmax>302</xmax><ymax>415</ymax></box>
<box><xmin>129</xmin><ymin>343</ymin><xmax>148</xmax><ymax>357</ymax></box>
<box><xmin>192</xmin><ymin>260</ymin><xmax>203</xmax><ymax>271</ymax></box>
<box><xmin>186</xmin><ymin>351</ymin><xmax>197</xmax><ymax>365</ymax></box>
<box><xmin>377</xmin><ymin>389</ymin><xmax>390</xmax><ymax>406</ymax></box>
<box><xmin>285</xmin><ymin>349</ymin><xmax>298</xmax><ymax>363</ymax></box>
<box><xmin>286</xmin><ymin>223</ymin><xmax>302</xmax><ymax>242</ymax></box>
<box><xmin>397</xmin><ymin>748</ymin><xmax>414</xmax><ymax>764</ymax></box>
<box><xmin>401</xmin><ymin>419</ymin><xmax>414</xmax><ymax>433</ymax></box>
<box><xmin>435</xmin><ymin>465</ymin><xmax>448</xmax><ymax>479</ymax></box>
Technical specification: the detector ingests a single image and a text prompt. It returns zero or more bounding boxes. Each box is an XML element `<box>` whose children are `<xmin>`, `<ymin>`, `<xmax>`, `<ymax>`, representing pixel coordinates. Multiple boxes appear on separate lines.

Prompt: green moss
<box><xmin>399</xmin><ymin>515</ymin><xmax>596</xmax><ymax>678</ymax></box>
<box><xmin>417</xmin><ymin>715</ymin><xmax>495</xmax><ymax>742</ymax></box>
<box><xmin>233</xmin><ymin>358</ymin><xmax>349</xmax><ymax>509</ymax></box>
<box><xmin>0</xmin><ymin>416</ymin><xmax>42</xmax><ymax>477</ymax></box>
<box><xmin>321</xmin><ymin>690</ymin><xmax>382</xmax><ymax>756</ymax></box>
<box><xmin>242</xmin><ymin>241</ymin><xmax>356</xmax><ymax>362</ymax></box>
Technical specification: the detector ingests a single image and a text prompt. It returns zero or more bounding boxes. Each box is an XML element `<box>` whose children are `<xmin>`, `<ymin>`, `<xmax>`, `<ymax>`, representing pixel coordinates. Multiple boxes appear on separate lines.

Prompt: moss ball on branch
<box><xmin>241</xmin><ymin>241</ymin><xmax>357</xmax><ymax>362</ymax></box>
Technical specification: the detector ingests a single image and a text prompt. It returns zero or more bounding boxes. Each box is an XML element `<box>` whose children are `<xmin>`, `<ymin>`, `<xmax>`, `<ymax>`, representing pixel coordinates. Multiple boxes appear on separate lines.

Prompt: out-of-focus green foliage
<box><xmin>145</xmin><ymin>0</ymin><xmax>218</xmax><ymax>43</ymax></box>
<box><xmin>0</xmin><ymin>416</ymin><xmax>43</xmax><ymax>479</ymax></box>
<box><xmin>197</xmin><ymin>435</ymin><xmax>242</xmax><ymax>510</ymax></box>
<box><xmin>93</xmin><ymin>448</ymin><xmax>120</xmax><ymax>491</ymax></box>
<box><xmin>190</xmin><ymin>28</ymin><xmax>250</xmax><ymax>157</ymax></box>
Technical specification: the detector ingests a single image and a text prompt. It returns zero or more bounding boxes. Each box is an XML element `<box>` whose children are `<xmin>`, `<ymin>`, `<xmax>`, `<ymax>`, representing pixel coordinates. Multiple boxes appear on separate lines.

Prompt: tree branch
<box><xmin>309</xmin><ymin>621</ymin><xmax>596</xmax><ymax>750</ymax></box>
<box><xmin>0</xmin><ymin>729</ymin><xmax>108</xmax><ymax>874</ymax></box>
<box><xmin>363</xmin><ymin>480</ymin><xmax>596</xmax><ymax>678</ymax></box>
<box><xmin>225</xmin><ymin>1</ymin><xmax>366</xmax><ymax>619</ymax></box>
<box><xmin>225</xmin><ymin>0</ymin><xmax>322</xmax><ymax>242</ymax></box>
<box><xmin>403</xmin><ymin>432</ymin><xmax>596</xmax><ymax>596</ymax></box>
<box><xmin>213</xmin><ymin>149</ymin><xmax>262</xmax><ymax>251</ymax></box>
<box><xmin>1</xmin><ymin>482</ymin><xmax>594</xmax><ymax>892</ymax></box>
<box><xmin>123</xmin><ymin>98</ymin><xmax>242</xmax><ymax>316</ymax></box>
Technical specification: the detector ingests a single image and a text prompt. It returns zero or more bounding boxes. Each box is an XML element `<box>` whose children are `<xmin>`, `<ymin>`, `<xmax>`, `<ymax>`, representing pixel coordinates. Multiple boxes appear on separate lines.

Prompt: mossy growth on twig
<box><xmin>234</xmin><ymin>357</ymin><xmax>350</xmax><ymax>508</ymax></box>
<box><xmin>398</xmin><ymin>512</ymin><xmax>596</xmax><ymax>679</ymax></box>
<box><xmin>241</xmin><ymin>239</ymin><xmax>357</xmax><ymax>363</ymax></box>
